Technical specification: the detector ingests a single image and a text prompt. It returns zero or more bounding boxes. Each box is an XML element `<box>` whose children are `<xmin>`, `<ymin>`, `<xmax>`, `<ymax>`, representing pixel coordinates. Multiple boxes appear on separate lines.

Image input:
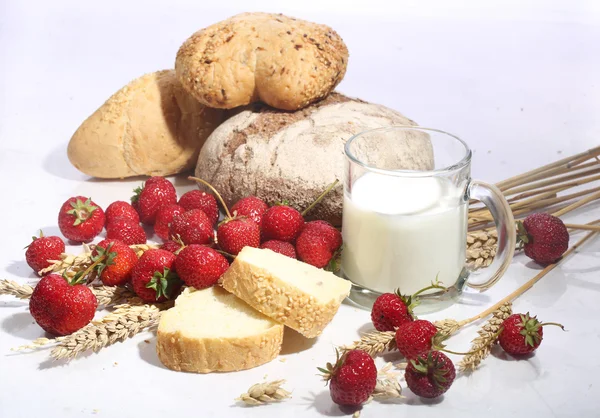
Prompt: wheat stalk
<box><xmin>236</xmin><ymin>380</ymin><xmax>292</xmax><ymax>405</ymax></box>
<box><xmin>342</xmin><ymin>330</ymin><xmax>397</xmax><ymax>357</ymax></box>
<box><xmin>0</xmin><ymin>279</ymin><xmax>34</xmax><ymax>299</ymax></box>
<box><xmin>458</xmin><ymin>302</ymin><xmax>512</xmax><ymax>372</ymax></box>
<box><xmin>371</xmin><ymin>362</ymin><xmax>403</xmax><ymax>400</ymax></box>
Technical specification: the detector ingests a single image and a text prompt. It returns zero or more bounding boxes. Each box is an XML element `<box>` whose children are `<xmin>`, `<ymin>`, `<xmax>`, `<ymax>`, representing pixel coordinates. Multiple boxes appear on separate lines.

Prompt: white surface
<box><xmin>1</xmin><ymin>1</ymin><xmax>599</xmax><ymax>417</ymax></box>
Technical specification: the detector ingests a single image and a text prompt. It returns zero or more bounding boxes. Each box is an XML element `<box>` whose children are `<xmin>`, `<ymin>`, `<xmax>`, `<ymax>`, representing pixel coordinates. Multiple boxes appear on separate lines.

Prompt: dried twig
<box><xmin>458</xmin><ymin>302</ymin><xmax>512</xmax><ymax>372</ymax></box>
<box><xmin>236</xmin><ymin>380</ymin><xmax>291</xmax><ymax>405</ymax></box>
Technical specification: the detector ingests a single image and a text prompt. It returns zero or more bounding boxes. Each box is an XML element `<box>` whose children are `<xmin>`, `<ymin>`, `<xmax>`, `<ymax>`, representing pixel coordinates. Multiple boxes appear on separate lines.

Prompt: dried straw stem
<box><xmin>342</xmin><ymin>330</ymin><xmax>397</xmax><ymax>357</ymax></box>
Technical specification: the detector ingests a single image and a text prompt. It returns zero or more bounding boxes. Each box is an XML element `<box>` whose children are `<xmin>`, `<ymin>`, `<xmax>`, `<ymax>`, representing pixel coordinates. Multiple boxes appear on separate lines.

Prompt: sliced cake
<box><xmin>220</xmin><ymin>247</ymin><xmax>352</xmax><ymax>338</ymax></box>
<box><xmin>156</xmin><ymin>286</ymin><xmax>284</xmax><ymax>373</ymax></box>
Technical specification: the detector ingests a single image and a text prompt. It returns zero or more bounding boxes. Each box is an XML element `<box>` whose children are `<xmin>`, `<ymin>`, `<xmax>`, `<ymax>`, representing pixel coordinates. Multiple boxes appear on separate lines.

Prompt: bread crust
<box><xmin>221</xmin><ymin>255</ymin><xmax>350</xmax><ymax>338</ymax></box>
<box><xmin>157</xmin><ymin>321</ymin><xmax>283</xmax><ymax>373</ymax></box>
<box><xmin>175</xmin><ymin>12</ymin><xmax>348</xmax><ymax>110</ymax></box>
<box><xmin>195</xmin><ymin>93</ymin><xmax>434</xmax><ymax>226</ymax></box>
<box><xmin>67</xmin><ymin>70</ymin><xmax>225</xmax><ymax>178</ymax></box>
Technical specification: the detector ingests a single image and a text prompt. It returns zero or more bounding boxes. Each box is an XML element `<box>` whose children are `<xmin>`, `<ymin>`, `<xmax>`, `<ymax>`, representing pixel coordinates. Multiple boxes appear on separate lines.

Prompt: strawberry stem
<box><xmin>412</xmin><ymin>279</ymin><xmax>448</xmax><ymax>299</ymax></box>
<box><xmin>215</xmin><ymin>249</ymin><xmax>236</xmax><ymax>259</ymax></box>
<box><xmin>68</xmin><ymin>254</ymin><xmax>105</xmax><ymax>285</ymax></box>
<box><xmin>540</xmin><ymin>322</ymin><xmax>566</xmax><ymax>331</ymax></box>
<box><xmin>301</xmin><ymin>179</ymin><xmax>339</xmax><ymax>217</ymax></box>
<box><xmin>188</xmin><ymin>176</ymin><xmax>232</xmax><ymax>219</ymax></box>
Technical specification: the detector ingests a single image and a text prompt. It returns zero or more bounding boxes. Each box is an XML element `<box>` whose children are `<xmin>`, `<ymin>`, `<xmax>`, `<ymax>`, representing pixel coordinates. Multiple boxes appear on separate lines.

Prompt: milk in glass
<box><xmin>342</xmin><ymin>173</ymin><xmax>467</xmax><ymax>295</ymax></box>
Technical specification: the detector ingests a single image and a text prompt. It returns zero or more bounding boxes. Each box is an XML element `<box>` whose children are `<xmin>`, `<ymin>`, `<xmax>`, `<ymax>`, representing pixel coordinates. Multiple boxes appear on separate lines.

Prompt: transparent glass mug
<box><xmin>341</xmin><ymin>126</ymin><xmax>515</xmax><ymax>312</ymax></box>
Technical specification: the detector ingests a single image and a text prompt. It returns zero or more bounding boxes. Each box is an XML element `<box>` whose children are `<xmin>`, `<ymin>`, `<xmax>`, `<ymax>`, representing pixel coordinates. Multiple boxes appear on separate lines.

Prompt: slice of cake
<box><xmin>156</xmin><ymin>286</ymin><xmax>284</xmax><ymax>373</ymax></box>
<box><xmin>221</xmin><ymin>247</ymin><xmax>352</xmax><ymax>338</ymax></box>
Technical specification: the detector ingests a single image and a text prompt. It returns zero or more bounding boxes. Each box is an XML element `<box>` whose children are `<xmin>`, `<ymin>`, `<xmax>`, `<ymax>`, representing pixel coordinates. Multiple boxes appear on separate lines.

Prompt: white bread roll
<box><xmin>67</xmin><ymin>70</ymin><xmax>225</xmax><ymax>179</ymax></box>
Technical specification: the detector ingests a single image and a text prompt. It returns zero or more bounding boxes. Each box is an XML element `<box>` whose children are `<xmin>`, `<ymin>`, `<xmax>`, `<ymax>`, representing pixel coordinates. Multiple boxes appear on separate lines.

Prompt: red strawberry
<box><xmin>371</xmin><ymin>292</ymin><xmax>413</xmax><ymax>332</ymax></box>
<box><xmin>517</xmin><ymin>213</ymin><xmax>569</xmax><ymax>264</ymax></box>
<box><xmin>260</xmin><ymin>240</ymin><xmax>297</xmax><ymax>259</ymax></box>
<box><xmin>154</xmin><ymin>204</ymin><xmax>185</xmax><ymax>241</ymax></box>
<box><xmin>131</xmin><ymin>249</ymin><xmax>181</xmax><ymax>302</ymax></box>
<box><xmin>58</xmin><ymin>196</ymin><xmax>105</xmax><ymax>242</ymax></box>
<box><xmin>178</xmin><ymin>190</ymin><xmax>219</xmax><ymax>225</ymax></box>
<box><xmin>169</xmin><ymin>209</ymin><xmax>214</xmax><ymax>245</ymax></box>
<box><xmin>303</xmin><ymin>220</ymin><xmax>342</xmax><ymax>250</ymax></box>
<box><xmin>319</xmin><ymin>349</ymin><xmax>377</xmax><ymax>406</ymax></box>
<box><xmin>105</xmin><ymin>201</ymin><xmax>139</xmax><ymax>225</ymax></box>
<box><xmin>91</xmin><ymin>239</ymin><xmax>137</xmax><ymax>286</ymax></box>
<box><xmin>217</xmin><ymin>218</ymin><xmax>260</xmax><ymax>255</ymax></box>
<box><xmin>405</xmin><ymin>351</ymin><xmax>455</xmax><ymax>398</ymax></box>
<box><xmin>395</xmin><ymin>320</ymin><xmax>439</xmax><ymax>360</ymax></box>
<box><xmin>231</xmin><ymin>196</ymin><xmax>268</xmax><ymax>228</ymax></box>
<box><xmin>174</xmin><ymin>245</ymin><xmax>229</xmax><ymax>289</ymax></box>
<box><xmin>25</xmin><ymin>231</ymin><xmax>65</xmax><ymax>274</ymax></box>
<box><xmin>261</xmin><ymin>205</ymin><xmax>304</xmax><ymax>242</ymax></box>
<box><xmin>498</xmin><ymin>313</ymin><xmax>564</xmax><ymax>355</ymax></box>
<box><xmin>160</xmin><ymin>239</ymin><xmax>185</xmax><ymax>254</ymax></box>
<box><xmin>29</xmin><ymin>274</ymin><xmax>97</xmax><ymax>336</ymax></box>
<box><xmin>296</xmin><ymin>228</ymin><xmax>341</xmax><ymax>268</ymax></box>
<box><xmin>131</xmin><ymin>176</ymin><xmax>177</xmax><ymax>225</ymax></box>
<box><xmin>106</xmin><ymin>217</ymin><xmax>146</xmax><ymax>245</ymax></box>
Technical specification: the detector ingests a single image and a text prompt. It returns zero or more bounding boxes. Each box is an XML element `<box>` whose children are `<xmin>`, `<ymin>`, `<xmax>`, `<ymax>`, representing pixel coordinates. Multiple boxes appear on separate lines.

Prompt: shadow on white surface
<box><xmin>4</xmin><ymin>260</ymin><xmax>37</xmax><ymax>279</ymax></box>
<box><xmin>280</xmin><ymin>327</ymin><xmax>318</xmax><ymax>355</ymax></box>
<box><xmin>304</xmin><ymin>390</ymin><xmax>356</xmax><ymax>416</ymax></box>
<box><xmin>137</xmin><ymin>338</ymin><xmax>167</xmax><ymax>370</ymax></box>
<box><xmin>402</xmin><ymin>389</ymin><xmax>445</xmax><ymax>405</ymax></box>
<box><xmin>1</xmin><ymin>311</ymin><xmax>45</xmax><ymax>340</ymax></box>
<box><xmin>43</xmin><ymin>143</ymin><xmax>89</xmax><ymax>181</ymax></box>
<box><xmin>0</xmin><ymin>300</ymin><xmax>28</xmax><ymax>308</ymax></box>
<box><xmin>38</xmin><ymin>351</ymin><xmax>94</xmax><ymax>370</ymax></box>
<box><xmin>357</xmin><ymin>322</ymin><xmax>375</xmax><ymax>337</ymax></box>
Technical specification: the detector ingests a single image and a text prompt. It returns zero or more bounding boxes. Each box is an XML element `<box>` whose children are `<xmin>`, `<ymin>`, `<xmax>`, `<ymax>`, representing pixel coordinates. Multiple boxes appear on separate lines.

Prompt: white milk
<box><xmin>342</xmin><ymin>173</ymin><xmax>467</xmax><ymax>295</ymax></box>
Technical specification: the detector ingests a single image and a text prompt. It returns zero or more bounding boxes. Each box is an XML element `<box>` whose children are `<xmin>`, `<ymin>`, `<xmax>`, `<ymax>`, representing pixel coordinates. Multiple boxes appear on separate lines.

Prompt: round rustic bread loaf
<box><xmin>175</xmin><ymin>12</ymin><xmax>348</xmax><ymax>111</ymax></box>
<box><xmin>195</xmin><ymin>93</ymin><xmax>434</xmax><ymax>226</ymax></box>
<box><xmin>67</xmin><ymin>70</ymin><xmax>225</xmax><ymax>179</ymax></box>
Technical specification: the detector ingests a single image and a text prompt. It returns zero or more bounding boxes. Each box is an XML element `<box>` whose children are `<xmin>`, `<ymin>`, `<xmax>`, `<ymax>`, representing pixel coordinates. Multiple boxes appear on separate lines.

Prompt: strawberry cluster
<box><xmin>22</xmin><ymin>175</ymin><xmax>342</xmax><ymax>339</ymax></box>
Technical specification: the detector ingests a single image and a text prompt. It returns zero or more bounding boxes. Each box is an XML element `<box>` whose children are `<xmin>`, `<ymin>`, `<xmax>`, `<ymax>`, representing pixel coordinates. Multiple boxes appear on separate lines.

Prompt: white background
<box><xmin>1</xmin><ymin>1</ymin><xmax>599</xmax><ymax>417</ymax></box>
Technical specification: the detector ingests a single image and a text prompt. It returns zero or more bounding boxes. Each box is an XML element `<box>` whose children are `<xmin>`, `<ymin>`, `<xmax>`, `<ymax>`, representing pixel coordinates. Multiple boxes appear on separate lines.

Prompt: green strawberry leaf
<box><xmin>131</xmin><ymin>185</ymin><xmax>143</xmax><ymax>203</ymax></box>
<box><xmin>145</xmin><ymin>267</ymin><xmax>180</xmax><ymax>300</ymax></box>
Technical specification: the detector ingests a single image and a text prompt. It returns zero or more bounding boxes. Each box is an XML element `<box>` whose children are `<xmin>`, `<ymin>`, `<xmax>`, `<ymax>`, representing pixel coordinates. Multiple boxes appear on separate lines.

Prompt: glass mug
<box><xmin>341</xmin><ymin>126</ymin><xmax>516</xmax><ymax>312</ymax></box>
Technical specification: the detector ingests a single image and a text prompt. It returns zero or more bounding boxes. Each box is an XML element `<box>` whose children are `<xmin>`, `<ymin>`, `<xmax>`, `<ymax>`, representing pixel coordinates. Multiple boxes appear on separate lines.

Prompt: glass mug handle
<box><xmin>466</xmin><ymin>180</ymin><xmax>516</xmax><ymax>291</ymax></box>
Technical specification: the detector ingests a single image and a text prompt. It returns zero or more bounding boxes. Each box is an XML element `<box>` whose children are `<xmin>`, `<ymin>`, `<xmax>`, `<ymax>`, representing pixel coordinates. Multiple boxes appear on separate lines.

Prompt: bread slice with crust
<box><xmin>221</xmin><ymin>247</ymin><xmax>351</xmax><ymax>338</ymax></box>
<box><xmin>156</xmin><ymin>286</ymin><xmax>283</xmax><ymax>373</ymax></box>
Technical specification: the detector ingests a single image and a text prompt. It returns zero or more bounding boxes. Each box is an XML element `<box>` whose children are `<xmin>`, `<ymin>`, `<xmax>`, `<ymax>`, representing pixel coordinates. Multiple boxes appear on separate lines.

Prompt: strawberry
<box><xmin>517</xmin><ymin>213</ymin><xmax>569</xmax><ymax>264</ymax></box>
<box><xmin>105</xmin><ymin>201</ymin><xmax>139</xmax><ymax>225</ymax></box>
<box><xmin>498</xmin><ymin>312</ymin><xmax>564</xmax><ymax>355</ymax></box>
<box><xmin>154</xmin><ymin>204</ymin><xmax>185</xmax><ymax>241</ymax></box>
<box><xmin>169</xmin><ymin>209</ymin><xmax>214</xmax><ymax>245</ymax></box>
<box><xmin>29</xmin><ymin>274</ymin><xmax>97</xmax><ymax>336</ymax></box>
<box><xmin>58</xmin><ymin>196</ymin><xmax>105</xmax><ymax>242</ymax></box>
<box><xmin>131</xmin><ymin>249</ymin><xmax>181</xmax><ymax>302</ymax></box>
<box><xmin>131</xmin><ymin>176</ymin><xmax>177</xmax><ymax>225</ymax></box>
<box><xmin>178</xmin><ymin>190</ymin><xmax>219</xmax><ymax>225</ymax></box>
<box><xmin>106</xmin><ymin>217</ymin><xmax>146</xmax><ymax>245</ymax></box>
<box><xmin>261</xmin><ymin>205</ymin><xmax>304</xmax><ymax>242</ymax></box>
<box><xmin>395</xmin><ymin>320</ymin><xmax>439</xmax><ymax>360</ymax></box>
<box><xmin>319</xmin><ymin>349</ymin><xmax>377</xmax><ymax>406</ymax></box>
<box><xmin>260</xmin><ymin>240</ymin><xmax>297</xmax><ymax>259</ymax></box>
<box><xmin>174</xmin><ymin>244</ymin><xmax>229</xmax><ymax>289</ymax></box>
<box><xmin>405</xmin><ymin>351</ymin><xmax>455</xmax><ymax>398</ymax></box>
<box><xmin>25</xmin><ymin>231</ymin><xmax>65</xmax><ymax>274</ymax></box>
<box><xmin>303</xmin><ymin>220</ymin><xmax>342</xmax><ymax>250</ymax></box>
<box><xmin>231</xmin><ymin>196</ymin><xmax>269</xmax><ymax>228</ymax></box>
<box><xmin>160</xmin><ymin>239</ymin><xmax>185</xmax><ymax>254</ymax></box>
<box><xmin>91</xmin><ymin>239</ymin><xmax>137</xmax><ymax>286</ymax></box>
<box><xmin>217</xmin><ymin>218</ymin><xmax>261</xmax><ymax>255</ymax></box>
<box><xmin>371</xmin><ymin>282</ymin><xmax>445</xmax><ymax>332</ymax></box>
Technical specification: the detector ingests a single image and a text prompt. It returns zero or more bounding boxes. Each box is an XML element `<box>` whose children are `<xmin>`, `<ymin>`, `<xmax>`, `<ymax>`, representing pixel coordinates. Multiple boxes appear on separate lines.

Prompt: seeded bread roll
<box><xmin>175</xmin><ymin>12</ymin><xmax>348</xmax><ymax>110</ymax></box>
<box><xmin>221</xmin><ymin>247</ymin><xmax>352</xmax><ymax>338</ymax></box>
<box><xmin>157</xmin><ymin>286</ymin><xmax>284</xmax><ymax>373</ymax></box>
<box><xmin>67</xmin><ymin>70</ymin><xmax>225</xmax><ymax>179</ymax></box>
<box><xmin>195</xmin><ymin>93</ymin><xmax>434</xmax><ymax>226</ymax></box>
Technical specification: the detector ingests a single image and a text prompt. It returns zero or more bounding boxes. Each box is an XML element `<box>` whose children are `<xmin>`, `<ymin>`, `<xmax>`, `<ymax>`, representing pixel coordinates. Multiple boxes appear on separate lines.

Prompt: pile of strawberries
<box><xmin>24</xmin><ymin>176</ymin><xmax>342</xmax><ymax>337</ymax></box>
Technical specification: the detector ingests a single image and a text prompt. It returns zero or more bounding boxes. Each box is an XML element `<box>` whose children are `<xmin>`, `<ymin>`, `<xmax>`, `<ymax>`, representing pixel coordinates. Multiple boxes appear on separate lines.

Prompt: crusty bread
<box><xmin>221</xmin><ymin>247</ymin><xmax>352</xmax><ymax>338</ymax></box>
<box><xmin>156</xmin><ymin>286</ymin><xmax>284</xmax><ymax>373</ymax></box>
<box><xmin>175</xmin><ymin>12</ymin><xmax>348</xmax><ymax>110</ymax></box>
<box><xmin>67</xmin><ymin>70</ymin><xmax>225</xmax><ymax>179</ymax></box>
<box><xmin>195</xmin><ymin>93</ymin><xmax>434</xmax><ymax>226</ymax></box>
